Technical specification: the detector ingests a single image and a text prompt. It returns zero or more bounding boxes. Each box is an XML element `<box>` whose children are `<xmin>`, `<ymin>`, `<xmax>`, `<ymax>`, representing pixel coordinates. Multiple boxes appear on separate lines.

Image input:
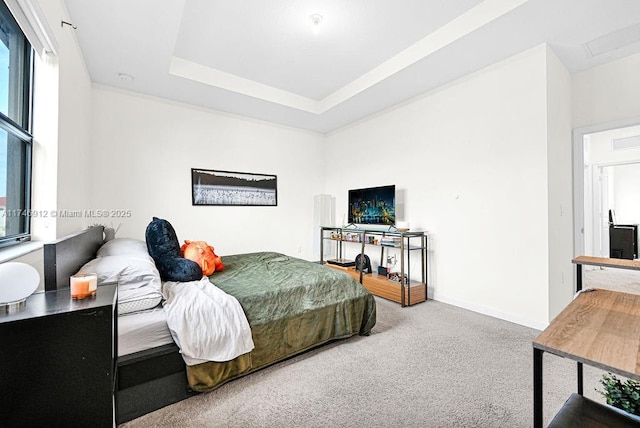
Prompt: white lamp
<box><xmin>0</xmin><ymin>262</ymin><xmax>40</xmax><ymax>313</ymax></box>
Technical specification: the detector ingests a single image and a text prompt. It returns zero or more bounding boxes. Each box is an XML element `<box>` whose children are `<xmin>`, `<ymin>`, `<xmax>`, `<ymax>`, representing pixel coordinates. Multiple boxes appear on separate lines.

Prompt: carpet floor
<box><xmin>120</xmin><ymin>269</ymin><xmax>640</xmax><ymax>427</ymax></box>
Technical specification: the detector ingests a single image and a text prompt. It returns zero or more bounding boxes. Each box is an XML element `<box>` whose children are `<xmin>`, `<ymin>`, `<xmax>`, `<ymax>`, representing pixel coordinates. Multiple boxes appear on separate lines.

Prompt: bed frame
<box><xmin>43</xmin><ymin>226</ymin><xmax>105</xmax><ymax>291</ymax></box>
<box><xmin>43</xmin><ymin>227</ymin><xmax>195</xmax><ymax>423</ymax></box>
<box><xmin>44</xmin><ymin>227</ymin><xmax>376</xmax><ymax>424</ymax></box>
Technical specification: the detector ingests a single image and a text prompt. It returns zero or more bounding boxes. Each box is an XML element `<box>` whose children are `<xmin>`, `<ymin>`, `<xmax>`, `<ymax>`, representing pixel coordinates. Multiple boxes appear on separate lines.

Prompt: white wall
<box><xmin>90</xmin><ymin>86</ymin><xmax>325</xmax><ymax>259</ymax></box>
<box><xmin>53</xmin><ymin>0</ymin><xmax>94</xmax><ymax>238</ymax></box>
<box><xmin>573</xmin><ymin>52</ymin><xmax>640</xmax><ymax>129</ymax></box>
<box><xmin>545</xmin><ymin>46</ymin><xmax>574</xmax><ymax>320</ymax></box>
<box><xmin>612</xmin><ymin>164</ymin><xmax>640</xmax><ymax>224</ymax></box>
<box><xmin>325</xmin><ymin>45</ymin><xmax>552</xmax><ymax>328</ymax></box>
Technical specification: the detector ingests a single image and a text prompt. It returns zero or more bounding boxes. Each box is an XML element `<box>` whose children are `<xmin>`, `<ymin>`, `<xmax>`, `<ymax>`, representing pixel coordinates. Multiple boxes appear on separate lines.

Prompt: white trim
<box><xmin>0</xmin><ymin>241</ymin><xmax>42</xmax><ymax>264</ymax></box>
<box><xmin>169</xmin><ymin>56</ymin><xmax>320</xmax><ymax>114</ymax></box>
<box><xmin>169</xmin><ymin>0</ymin><xmax>527</xmax><ymax>113</ymax></box>
<box><xmin>5</xmin><ymin>0</ymin><xmax>58</xmax><ymax>57</ymax></box>
<box><xmin>592</xmin><ymin>159</ymin><xmax>640</xmax><ymax>168</ymax></box>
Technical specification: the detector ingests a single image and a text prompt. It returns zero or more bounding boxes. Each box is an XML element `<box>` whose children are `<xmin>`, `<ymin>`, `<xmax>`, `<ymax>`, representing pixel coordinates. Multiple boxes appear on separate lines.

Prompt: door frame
<box><xmin>573</xmin><ymin>116</ymin><xmax>640</xmax><ymax>257</ymax></box>
<box><xmin>593</xmin><ymin>164</ymin><xmax>609</xmax><ymax>258</ymax></box>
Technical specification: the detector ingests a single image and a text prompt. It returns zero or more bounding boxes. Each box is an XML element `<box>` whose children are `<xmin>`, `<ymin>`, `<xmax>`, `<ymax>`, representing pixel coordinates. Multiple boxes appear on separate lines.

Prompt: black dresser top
<box><xmin>0</xmin><ymin>283</ymin><xmax>116</xmax><ymax>324</ymax></box>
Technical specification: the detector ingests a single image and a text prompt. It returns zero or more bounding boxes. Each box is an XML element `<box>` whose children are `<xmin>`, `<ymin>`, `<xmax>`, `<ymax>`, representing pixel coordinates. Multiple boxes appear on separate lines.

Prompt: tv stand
<box><xmin>319</xmin><ymin>226</ymin><xmax>427</xmax><ymax>307</ymax></box>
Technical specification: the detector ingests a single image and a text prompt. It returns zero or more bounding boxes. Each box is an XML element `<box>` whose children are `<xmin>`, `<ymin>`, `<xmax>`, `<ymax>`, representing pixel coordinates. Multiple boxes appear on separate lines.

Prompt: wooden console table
<box><xmin>533</xmin><ymin>288</ymin><xmax>640</xmax><ymax>427</ymax></box>
<box><xmin>572</xmin><ymin>256</ymin><xmax>640</xmax><ymax>291</ymax></box>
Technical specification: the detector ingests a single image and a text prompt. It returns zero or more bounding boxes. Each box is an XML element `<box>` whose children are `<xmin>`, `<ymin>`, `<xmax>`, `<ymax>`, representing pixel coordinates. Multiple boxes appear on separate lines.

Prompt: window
<box><xmin>0</xmin><ymin>1</ymin><xmax>32</xmax><ymax>247</ymax></box>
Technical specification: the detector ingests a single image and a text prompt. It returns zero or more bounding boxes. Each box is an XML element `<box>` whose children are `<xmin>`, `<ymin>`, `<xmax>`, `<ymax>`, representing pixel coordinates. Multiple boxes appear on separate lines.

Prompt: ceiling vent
<box><xmin>612</xmin><ymin>135</ymin><xmax>640</xmax><ymax>151</ymax></box>
<box><xmin>585</xmin><ymin>23</ymin><xmax>640</xmax><ymax>57</ymax></box>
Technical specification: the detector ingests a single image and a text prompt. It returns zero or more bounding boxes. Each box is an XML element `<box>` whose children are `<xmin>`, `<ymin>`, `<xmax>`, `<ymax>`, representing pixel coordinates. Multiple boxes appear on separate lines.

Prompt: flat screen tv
<box><xmin>348</xmin><ymin>185</ymin><xmax>395</xmax><ymax>226</ymax></box>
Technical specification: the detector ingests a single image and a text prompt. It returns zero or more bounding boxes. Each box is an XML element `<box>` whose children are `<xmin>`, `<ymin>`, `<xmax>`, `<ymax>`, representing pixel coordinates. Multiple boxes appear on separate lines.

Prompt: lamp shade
<box><xmin>0</xmin><ymin>262</ymin><xmax>39</xmax><ymax>310</ymax></box>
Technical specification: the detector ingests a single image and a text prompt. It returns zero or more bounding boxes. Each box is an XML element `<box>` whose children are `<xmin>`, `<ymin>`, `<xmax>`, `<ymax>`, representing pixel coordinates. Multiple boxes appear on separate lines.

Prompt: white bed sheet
<box><xmin>117</xmin><ymin>305</ymin><xmax>174</xmax><ymax>357</ymax></box>
<box><xmin>163</xmin><ymin>277</ymin><xmax>254</xmax><ymax>365</ymax></box>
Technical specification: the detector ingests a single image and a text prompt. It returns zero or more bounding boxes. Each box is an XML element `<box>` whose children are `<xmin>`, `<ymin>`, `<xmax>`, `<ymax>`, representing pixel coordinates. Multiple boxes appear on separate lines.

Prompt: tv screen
<box><xmin>348</xmin><ymin>185</ymin><xmax>395</xmax><ymax>226</ymax></box>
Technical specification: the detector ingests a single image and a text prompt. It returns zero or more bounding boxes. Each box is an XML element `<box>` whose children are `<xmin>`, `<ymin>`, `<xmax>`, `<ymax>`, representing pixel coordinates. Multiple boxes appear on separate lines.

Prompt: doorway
<box><xmin>591</xmin><ymin>162</ymin><xmax>640</xmax><ymax>257</ymax></box>
<box><xmin>573</xmin><ymin>119</ymin><xmax>640</xmax><ymax>257</ymax></box>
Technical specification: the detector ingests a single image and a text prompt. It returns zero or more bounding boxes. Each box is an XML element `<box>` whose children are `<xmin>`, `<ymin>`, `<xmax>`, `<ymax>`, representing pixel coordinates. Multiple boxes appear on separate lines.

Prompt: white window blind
<box><xmin>4</xmin><ymin>0</ymin><xmax>57</xmax><ymax>57</ymax></box>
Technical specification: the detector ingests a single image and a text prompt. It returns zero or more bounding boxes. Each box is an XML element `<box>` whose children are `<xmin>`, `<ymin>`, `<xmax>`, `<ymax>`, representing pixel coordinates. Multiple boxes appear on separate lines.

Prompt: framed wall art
<box><xmin>191</xmin><ymin>168</ymin><xmax>278</xmax><ymax>206</ymax></box>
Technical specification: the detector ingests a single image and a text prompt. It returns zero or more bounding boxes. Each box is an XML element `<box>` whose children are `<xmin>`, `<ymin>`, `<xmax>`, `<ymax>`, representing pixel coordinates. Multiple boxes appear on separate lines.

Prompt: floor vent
<box><xmin>612</xmin><ymin>135</ymin><xmax>640</xmax><ymax>151</ymax></box>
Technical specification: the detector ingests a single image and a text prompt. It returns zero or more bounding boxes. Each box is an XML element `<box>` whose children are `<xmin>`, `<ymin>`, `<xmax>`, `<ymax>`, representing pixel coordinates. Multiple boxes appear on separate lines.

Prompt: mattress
<box><xmin>117</xmin><ymin>306</ymin><xmax>174</xmax><ymax>357</ymax></box>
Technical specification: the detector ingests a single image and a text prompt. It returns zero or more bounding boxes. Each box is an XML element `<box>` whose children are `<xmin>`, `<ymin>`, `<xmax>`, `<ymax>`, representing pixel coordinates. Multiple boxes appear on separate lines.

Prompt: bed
<box><xmin>43</xmin><ymin>226</ymin><xmax>376</xmax><ymax>423</ymax></box>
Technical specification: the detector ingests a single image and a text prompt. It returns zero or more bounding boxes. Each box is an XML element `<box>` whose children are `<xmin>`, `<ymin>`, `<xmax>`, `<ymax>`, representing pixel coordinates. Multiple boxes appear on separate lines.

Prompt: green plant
<box><xmin>598</xmin><ymin>373</ymin><xmax>640</xmax><ymax>416</ymax></box>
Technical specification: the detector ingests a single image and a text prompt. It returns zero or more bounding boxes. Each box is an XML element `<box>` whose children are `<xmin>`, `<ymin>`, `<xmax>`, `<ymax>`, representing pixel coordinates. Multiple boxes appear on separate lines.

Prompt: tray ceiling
<box><xmin>64</xmin><ymin>0</ymin><xmax>640</xmax><ymax>133</ymax></box>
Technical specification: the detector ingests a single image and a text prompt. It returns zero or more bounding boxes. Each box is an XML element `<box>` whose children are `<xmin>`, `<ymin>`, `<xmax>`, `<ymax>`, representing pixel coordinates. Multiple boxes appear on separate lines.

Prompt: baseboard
<box><xmin>431</xmin><ymin>292</ymin><xmax>548</xmax><ymax>331</ymax></box>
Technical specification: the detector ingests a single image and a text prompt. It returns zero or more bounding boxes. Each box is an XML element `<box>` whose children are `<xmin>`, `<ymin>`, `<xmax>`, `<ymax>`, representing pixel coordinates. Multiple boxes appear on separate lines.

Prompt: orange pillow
<box><xmin>181</xmin><ymin>240</ymin><xmax>224</xmax><ymax>276</ymax></box>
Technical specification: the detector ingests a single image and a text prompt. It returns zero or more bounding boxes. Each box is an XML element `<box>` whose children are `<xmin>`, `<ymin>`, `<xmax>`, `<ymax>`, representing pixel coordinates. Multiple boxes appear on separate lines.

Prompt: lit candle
<box><xmin>70</xmin><ymin>273</ymin><xmax>97</xmax><ymax>299</ymax></box>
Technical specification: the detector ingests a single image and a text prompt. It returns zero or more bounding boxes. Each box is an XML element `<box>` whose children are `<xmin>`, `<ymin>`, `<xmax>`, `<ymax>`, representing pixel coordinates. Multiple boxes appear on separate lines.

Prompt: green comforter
<box><xmin>186</xmin><ymin>252</ymin><xmax>376</xmax><ymax>392</ymax></box>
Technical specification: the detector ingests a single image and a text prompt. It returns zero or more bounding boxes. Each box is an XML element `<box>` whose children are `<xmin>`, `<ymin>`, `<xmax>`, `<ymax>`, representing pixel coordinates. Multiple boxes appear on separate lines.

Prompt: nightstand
<box><xmin>0</xmin><ymin>283</ymin><xmax>117</xmax><ymax>427</ymax></box>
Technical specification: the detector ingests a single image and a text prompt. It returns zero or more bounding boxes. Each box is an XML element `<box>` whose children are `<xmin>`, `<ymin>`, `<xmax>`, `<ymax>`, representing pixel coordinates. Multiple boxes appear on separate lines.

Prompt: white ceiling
<box><xmin>64</xmin><ymin>0</ymin><xmax>640</xmax><ymax>134</ymax></box>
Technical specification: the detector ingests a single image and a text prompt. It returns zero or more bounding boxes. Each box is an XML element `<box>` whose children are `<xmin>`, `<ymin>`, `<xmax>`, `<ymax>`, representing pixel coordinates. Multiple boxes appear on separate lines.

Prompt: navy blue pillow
<box><xmin>145</xmin><ymin>217</ymin><xmax>202</xmax><ymax>282</ymax></box>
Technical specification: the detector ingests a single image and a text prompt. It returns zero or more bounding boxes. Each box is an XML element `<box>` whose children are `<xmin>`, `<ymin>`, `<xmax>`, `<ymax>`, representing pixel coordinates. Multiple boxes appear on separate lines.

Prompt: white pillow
<box><xmin>97</xmin><ymin>238</ymin><xmax>149</xmax><ymax>258</ymax></box>
<box><xmin>76</xmin><ymin>255</ymin><xmax>162</xmax><ymax>315</ymax></box>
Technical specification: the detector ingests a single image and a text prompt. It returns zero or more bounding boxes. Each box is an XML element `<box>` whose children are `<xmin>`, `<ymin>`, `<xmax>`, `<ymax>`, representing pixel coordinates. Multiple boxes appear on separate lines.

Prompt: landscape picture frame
<box><xmin>191</xmin><ymin>168</ymin><xmax>278</xmax><ymax>206</ymax></box>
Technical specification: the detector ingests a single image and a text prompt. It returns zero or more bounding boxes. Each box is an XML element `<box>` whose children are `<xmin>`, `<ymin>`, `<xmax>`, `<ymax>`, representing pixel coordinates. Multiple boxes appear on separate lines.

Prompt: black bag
<box><xmin>355</xmin><ymin>253</ymin><xmax>372</xmax><ymax>274</ymax></box>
